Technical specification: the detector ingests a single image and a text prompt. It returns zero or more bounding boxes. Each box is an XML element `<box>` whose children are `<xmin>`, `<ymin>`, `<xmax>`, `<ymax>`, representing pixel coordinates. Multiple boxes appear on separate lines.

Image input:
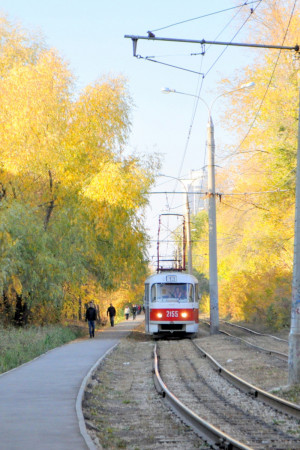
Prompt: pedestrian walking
<box><xmin>132</xmin><ymin>304</ymin><xmax>137</xmax><ymax>320</ymax></box>
<box><xmin>124</xmin><ymin>306</ymin><xmax>130</xmax><ymax>320</ymax></box>
<box><xmin>107</xmin><ymin>303</ymin><xmax>116</xmax><ymax>327</ymax></box>
<box><xmin>85</xmin><ymin>301</ymin><xmax>97</xmax><ymax>338</ymax></box>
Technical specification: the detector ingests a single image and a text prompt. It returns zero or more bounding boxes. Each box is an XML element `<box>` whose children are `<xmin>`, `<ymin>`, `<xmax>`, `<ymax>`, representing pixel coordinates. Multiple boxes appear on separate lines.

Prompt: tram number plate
<box><xmin>166</xmin><ymin>310</ymin><xmax>178</xmax><ymax>318</ymax></box>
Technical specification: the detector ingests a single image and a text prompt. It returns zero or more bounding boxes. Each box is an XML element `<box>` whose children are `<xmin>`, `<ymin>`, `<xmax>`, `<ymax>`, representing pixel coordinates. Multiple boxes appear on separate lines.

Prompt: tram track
<box><xmin>220</xmin><ymin>321</ymin><xmax>288</xmax><ymax>343</ymax></box>
<box><xmin>154</xmin><ymin>339</ymin><xmax>300</xmax><ymax>450</ymax></box>
<box><xmin>200</xmin><ymin>319</ymin><xmax>288</xmax><ymax>361</ymax></box>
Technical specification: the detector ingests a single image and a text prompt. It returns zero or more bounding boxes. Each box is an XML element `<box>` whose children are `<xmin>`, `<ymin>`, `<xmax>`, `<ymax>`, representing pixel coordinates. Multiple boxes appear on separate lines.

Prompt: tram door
<box><xmin>144</xmin><ymin>283</ymin><xmax>150</xmax><ymax>333</ymax></box>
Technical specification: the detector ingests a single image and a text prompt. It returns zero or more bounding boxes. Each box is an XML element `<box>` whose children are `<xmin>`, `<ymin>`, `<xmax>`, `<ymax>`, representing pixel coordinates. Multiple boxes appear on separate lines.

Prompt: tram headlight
<box><xmin>157</xmin><ymin>312</ymin><xmax>163</xmax><ymax>319</ymax></box>
<box><xmin>181</xmin><ymin>311</ymin><xmax>188</xmax><ymax>318</ymax></box>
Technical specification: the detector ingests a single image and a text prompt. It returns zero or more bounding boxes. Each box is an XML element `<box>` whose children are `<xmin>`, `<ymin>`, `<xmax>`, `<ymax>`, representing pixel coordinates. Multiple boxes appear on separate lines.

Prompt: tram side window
<box><xmin>187</xmin><ymin>284</ymin><xmax>194</xmax><ymax>302</ymax></box>
<box><xmin>145</xmin><ymin>283</ymin><xmax>150</xmax><ymax>306</ymax></box>
<box><xmin>151</xmin><ymin>284</ymin><xmax>157</xmax><ymax>302</ymax></box>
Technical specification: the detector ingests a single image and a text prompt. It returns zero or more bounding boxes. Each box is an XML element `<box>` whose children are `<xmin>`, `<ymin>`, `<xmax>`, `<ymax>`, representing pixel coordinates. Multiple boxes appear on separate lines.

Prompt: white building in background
<box><xmin>185</xmin><ymin>169</ymin><xmax>208</xmax><ymax>215</ymax></box>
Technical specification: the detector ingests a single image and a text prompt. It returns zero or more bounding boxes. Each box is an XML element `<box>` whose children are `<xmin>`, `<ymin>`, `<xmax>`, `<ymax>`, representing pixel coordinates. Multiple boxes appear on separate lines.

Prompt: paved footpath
<box><xmin>0</xmin><ymin>316</ymin><xmax>144</xmax><ymax>450</ymax></box>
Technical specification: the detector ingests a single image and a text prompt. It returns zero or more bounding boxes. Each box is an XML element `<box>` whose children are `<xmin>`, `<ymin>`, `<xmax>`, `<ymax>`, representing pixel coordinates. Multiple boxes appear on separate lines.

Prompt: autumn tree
<box><xmin>0</xmin><ymin>15</ymin><xmax>156</xmax><ymax>325</ymax></box>
<box><xmin>193</xmin><ymin>0</ymin><xmax>299</xmax><ymax>328</ymax></box>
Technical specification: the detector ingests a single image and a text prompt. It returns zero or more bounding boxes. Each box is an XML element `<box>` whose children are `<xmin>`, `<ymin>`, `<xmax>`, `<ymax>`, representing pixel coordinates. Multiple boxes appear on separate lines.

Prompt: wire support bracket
<box><xmin>125</xmin><ymin>35</ymin><xmax>300</xmax><ymax>53</ymax></box>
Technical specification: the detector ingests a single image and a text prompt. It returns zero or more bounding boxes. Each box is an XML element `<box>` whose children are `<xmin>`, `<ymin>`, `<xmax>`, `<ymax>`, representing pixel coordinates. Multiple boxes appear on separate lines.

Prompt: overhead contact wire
<box><xmin>177</xmin><ymin>1</ymin><xmax>262</xmax><ymax>175</ymax></box>
<box><xmin>204</xmin><ymin>1</ymin><xmax>262</xmax><ymax>78</ymax></box>
<box><xmin>232</xmin><ymin>0</ymin><xmax>297</xmax><ymax>154</ymax></box>
<box><xmin>150</xmin><ymin>1</ymin><xmax>262</xmax><ymax>33</ymax></box>
<box><xmin>172</xmin><ymin>2</ymin><xmax>260</xmax><ymax>210</ymax></box>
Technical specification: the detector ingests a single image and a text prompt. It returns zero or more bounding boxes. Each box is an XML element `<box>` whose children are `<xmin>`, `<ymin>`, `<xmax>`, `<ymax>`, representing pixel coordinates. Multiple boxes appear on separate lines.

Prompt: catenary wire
<box><xmin>176</xmin><ymin>74</ymin><xmax>205</xmax><ymax>181</ymax></box>
<box><xmin>147</xmin><ymin>4</ymin><xmax>253</xmax><ymax>60</ymax></box>
<box><xmin>172</xmin><ymin>1</ymin><xmax>262</xmax><ymax>207</ymax></box>
<box><xmin>138</xmin><ymin>3</ymin><xmax>261</xmax><ymax>195</ymax></box>
<box><xmin>203</xmin><ymin>1</ymin><xmax>262</xmax><ymax>78</ymax></box>
<box><xmin>149</xmin><ymin>1</ymin><xmax>262</xmax><ymax>33</ymax></box>
<box><xmin>141</xmin><ymin>56</ymin><xmax>204</xmax><ymax>75</ymax></box>
<box><xmin>145</xmin><ymin>3</ymin><xmax>266</xmax><ymax>257</ymax></box>
<box><xmin>191</xmin><ymin>4</ymin><xmax>249</xmax><ymax>56</ymax></box>
<box><xmin>195</xmin><ymin>2</ymin><xmax>263</xmax><ymax>201</ymax></box>
<box><xmin>230</xmin><ymin>0</ymin><xmax>298</xmax><ymax>155</ymax></box>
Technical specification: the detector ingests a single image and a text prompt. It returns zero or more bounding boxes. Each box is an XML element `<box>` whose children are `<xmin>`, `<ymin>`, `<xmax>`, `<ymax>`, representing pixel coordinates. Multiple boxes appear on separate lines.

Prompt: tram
<box><xmin>144</xmin><ymin>271</ymin><xmax>199</xmax><ymax>336</ymax></box>
<box><xmin>144</xmin><ymin>213</ymin><xmax>200</xmax><ymax>336</ymax></box>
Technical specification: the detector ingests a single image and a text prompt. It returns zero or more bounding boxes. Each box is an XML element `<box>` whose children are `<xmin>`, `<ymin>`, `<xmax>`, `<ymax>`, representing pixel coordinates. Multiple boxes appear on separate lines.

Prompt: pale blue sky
<box><xmin>0</xmin><ymin>1</ymin><xmax>259</xmax><ymax>260</ymax></box>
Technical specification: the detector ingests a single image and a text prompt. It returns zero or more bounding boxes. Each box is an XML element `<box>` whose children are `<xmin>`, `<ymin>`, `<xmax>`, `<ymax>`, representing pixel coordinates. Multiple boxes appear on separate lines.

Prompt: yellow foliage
<box><xmin>0</xmin><ymin>15</ymin><xmax>154</xmax><ymax>326</ymax></box>
<box><xmin>192</xmin><ymin>0</ymin><xmax>299</xmax><ymax>327</ymax></box>
<box><xmin>83</xmin><ymin>160</ymin><xmax>148</xmax><ymax>209</ymax></box>
<box><xmin>11</xmin><ymin>275</ymin><xmax>22</xmax><ymax>296</ymax></box>
<box><xmin>62</xmin><ymin>278</ymin><xmax>144</xmax><ymax>324</ymax></box>
<box><xmin>0</xmin><ymin>49</ymin><xmax>72</xmax><ymax>176</ymax></box>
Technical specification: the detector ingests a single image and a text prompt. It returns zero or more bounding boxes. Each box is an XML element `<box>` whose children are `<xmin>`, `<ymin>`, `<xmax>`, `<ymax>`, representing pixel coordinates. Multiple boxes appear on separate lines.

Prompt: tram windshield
<box><xmin>151</xmin><ymin>283</ymin><xmax>194</xmax><ymax>303</ymax></box>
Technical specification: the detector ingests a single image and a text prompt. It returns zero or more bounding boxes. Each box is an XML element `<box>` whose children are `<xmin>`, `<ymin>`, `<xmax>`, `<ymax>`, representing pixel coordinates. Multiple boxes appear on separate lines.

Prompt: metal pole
<box><xmin>185</xmin><ymin>192</ymin><xmax>193</xmax><ymax>275</ymax></box>
<box><xmin>207</xmin><ymin>115</ymin><xmax>219</xmax><ymax>335</ymax></box>
<box><xmin>289</xmin><ymin>80</ymin><xmax>300</xmax><ymax>384</ymax></box>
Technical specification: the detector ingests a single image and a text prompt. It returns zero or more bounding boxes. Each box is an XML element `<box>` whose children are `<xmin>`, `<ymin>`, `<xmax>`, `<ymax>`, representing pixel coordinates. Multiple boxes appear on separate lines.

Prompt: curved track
<box><xmin>221</xmin><ymin>321</ymin><xmax>288</xmax><ymax>343</ymax></box>
<box><xmin>200</xmin><ymin>320</ymin><xmax>288</xmax><ymax>360</ymax></box>
<box><xmin>154</xmin><ymin>339</ymin><xmax>300</xmax><ymax>450</ymax></box>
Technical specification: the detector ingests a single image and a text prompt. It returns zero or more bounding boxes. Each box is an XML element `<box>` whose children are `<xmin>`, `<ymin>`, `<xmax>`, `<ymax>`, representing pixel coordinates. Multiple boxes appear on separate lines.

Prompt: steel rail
<box><xmin>199</xmin><ymin>319</ymin><xmax>288</xmax><ymax>360</ymax></box>
<box><xmin>192</xmin><ymin>341</ymin><xmax>300</xmax><ymax>420</ymax></box>
<box><xmin>153</xmin><ymin>344</ymin><xmax>253</xmax><ymax>450</ymax></box>
<box><xmin>221</xmin><ymin>320</ymin><xmax>288</xmax><ymax>343</ymax></box>
<box><xmin>219</xmin><ymin>330</ymin><xmax>288</xmax><ymax>361</ymax></box>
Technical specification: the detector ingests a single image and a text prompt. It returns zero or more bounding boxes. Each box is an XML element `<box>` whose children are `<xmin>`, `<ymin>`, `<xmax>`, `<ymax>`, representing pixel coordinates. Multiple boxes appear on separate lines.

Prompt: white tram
<box><xmin>144</xmin><ymin>271</ymin><xmax>199</xmax><ymax>336</ymax></box>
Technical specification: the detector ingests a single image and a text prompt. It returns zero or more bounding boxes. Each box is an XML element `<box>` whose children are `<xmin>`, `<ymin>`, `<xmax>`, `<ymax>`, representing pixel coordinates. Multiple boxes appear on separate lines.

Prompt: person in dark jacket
<box><xmin>132</xmin><ymin>304</ymin><xmax>137</xmax><ymax>320</ymax></box>
<box><xmin>86</xmin><ymin>301</ymin><xmax>97</xmax><ymax>338</ymax></box>
<box><xmin>107</xmin><ymin>303</ymin><xmax>116</xmax><ymax>327</ymax></box>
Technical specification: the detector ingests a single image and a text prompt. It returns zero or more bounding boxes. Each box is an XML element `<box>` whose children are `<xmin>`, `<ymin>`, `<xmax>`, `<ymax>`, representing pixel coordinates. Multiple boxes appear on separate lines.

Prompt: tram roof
<box><xmin>145</xmin><ymin>271</ymin><xmax>198</xmax><ymax>284</ymax></box>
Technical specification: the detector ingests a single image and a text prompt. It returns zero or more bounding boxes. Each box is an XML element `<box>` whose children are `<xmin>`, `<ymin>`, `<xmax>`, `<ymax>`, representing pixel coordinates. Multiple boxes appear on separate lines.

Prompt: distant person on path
<box><xmin>132</xmin><ymin>304</ymin><xmax>137</xmax><ymax>320</ymax></box>
<box><xmin>107</xmin><ymin>303</ymin><xmax>116</xmax><ymax>327</ymax></box>
<box><xmin>124</xmin><ymin>306</ymin><xmax>130</xmax><ymax>320</ymax></box>
<box><xmin>85</xmin><ymin>301</ymin><xmax>97</xmax><ymax>338</ymax></box>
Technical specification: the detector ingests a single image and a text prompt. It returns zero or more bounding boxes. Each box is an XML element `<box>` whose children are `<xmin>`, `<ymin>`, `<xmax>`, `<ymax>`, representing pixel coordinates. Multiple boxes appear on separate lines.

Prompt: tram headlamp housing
<box><xmin>181</xmin><ymin>311</ymin><xmax>188</xmax><ymax>318</ymax></box>
<box><xmin>157</xmin><ymin>312</ymin><xmax>163</xmax><ymax>318</ymax></box>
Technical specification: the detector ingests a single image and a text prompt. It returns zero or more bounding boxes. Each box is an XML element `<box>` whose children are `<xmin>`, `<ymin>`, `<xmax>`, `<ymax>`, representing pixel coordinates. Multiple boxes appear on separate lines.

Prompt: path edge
<box><xmin>76</xmin><ymin>342</ymin><xmax>119</xmax><ymax>450</ymax></box>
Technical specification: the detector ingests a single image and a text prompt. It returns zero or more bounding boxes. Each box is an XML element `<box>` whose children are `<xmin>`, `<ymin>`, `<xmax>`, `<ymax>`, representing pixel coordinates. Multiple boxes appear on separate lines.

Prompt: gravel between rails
<box><xmin>216</xmin><ymin>321</ymin><xmax>289</xmax><ymax>355</ymax></box>
<box><xmin>82</xmin><ymin>324</ymin><xmax>208</xmax><ymax>449</ymax></box>
<box><xmin>158</xmin><ymin>339</ymin><xmax>300</xmax><ymax>449</ymax></box>
<box><xmin>83</xmin><ymin>322</ymin><xmax>300</xmax><ymax>449</ymax></box>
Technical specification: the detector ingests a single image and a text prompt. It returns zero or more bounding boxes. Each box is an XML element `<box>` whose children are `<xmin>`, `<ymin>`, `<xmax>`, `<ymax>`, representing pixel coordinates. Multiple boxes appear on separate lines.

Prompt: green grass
<box><xmin>271</xmin><ymin>385</ymin><xmax>300</xmax><ymax>405</ymax></box>
<box><xmin>0</xmin><ymin>324</ymin><xmax>86</xmax><ymax>374</ymax></box>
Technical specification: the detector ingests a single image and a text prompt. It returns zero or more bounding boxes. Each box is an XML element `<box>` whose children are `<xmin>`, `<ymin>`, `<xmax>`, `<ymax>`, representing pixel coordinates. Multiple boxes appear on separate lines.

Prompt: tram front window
<box><xmin>151</xmin><ymin>283</ymin><xmax>194</xmax><ymax>302</ymax></box>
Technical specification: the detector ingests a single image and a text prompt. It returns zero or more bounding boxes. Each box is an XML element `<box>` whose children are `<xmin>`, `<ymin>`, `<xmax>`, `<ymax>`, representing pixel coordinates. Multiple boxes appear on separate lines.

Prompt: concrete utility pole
<box><xmin>207</xmin><ymin>115</ymin><xmax>219</xmax><ymax>334</ymax></box>
<box><xmin>289</xmin><ymin>76</ymin><xmax>300</xmax><ymax>385</ymax></box>
<box><xmin>161</xmin><ymin>85</ymin><xmax>254</xmax><ymax>334</ymax></box>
